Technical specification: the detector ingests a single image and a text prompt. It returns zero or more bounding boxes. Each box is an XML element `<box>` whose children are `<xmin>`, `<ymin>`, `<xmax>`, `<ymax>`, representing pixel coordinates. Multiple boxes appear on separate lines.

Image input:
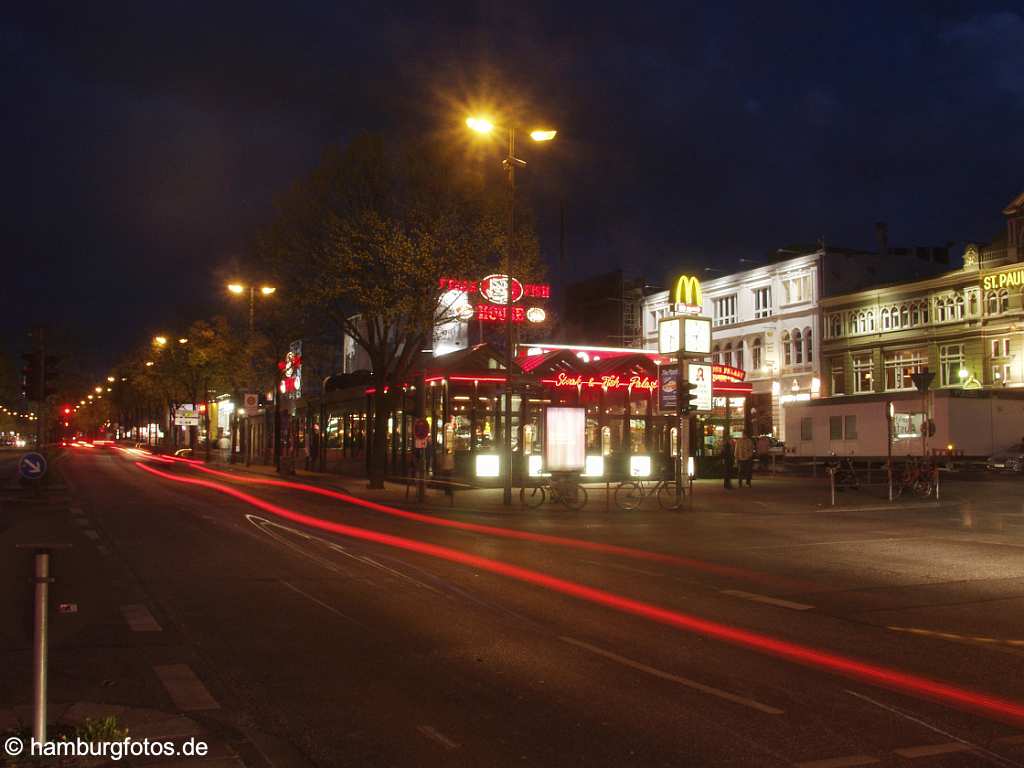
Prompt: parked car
<box><xmin>986</xmin><ymin>444</ymin><xmax>1024</xmax><ymax>472</ymax></box>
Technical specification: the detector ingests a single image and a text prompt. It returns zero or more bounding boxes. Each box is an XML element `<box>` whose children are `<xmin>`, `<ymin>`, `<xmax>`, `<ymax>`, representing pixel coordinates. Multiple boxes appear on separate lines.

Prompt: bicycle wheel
<box><xmin>560</xmin><ymin>483</ymin><xmax>588</xmax><ymax>510</ymax></box>
<box><xmin>520</xmin><ymin>485</ymin><xmax>546</xmax><ymax>508</ymax></box>
<box><xmin>614</xmin><ymin>481</ymin><xmax>642</xmax><ymax>510</ymax></box>
<box><xmin>913</xmin><ymin>479</ymin><xmax>933</xmax><ymax>498</ymax></box>
<box><xmin>657</xmin><ymin>481</ymin><xmax>682</xmax><ymax>510</ymax></box>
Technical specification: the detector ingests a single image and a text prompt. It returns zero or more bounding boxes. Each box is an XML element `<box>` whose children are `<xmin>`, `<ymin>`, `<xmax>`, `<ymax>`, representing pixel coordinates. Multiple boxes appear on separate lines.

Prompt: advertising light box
<box><xmin>545</xmin><ymin>407</ymin><xmax>586</xmax><ymax>472</ymax></box>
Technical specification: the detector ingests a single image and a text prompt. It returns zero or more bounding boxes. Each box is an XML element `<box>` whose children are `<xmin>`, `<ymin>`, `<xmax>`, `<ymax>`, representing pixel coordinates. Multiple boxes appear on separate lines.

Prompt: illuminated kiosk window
<box><xmin>475</xmin><ymin>454</ymin><xmax>500</xmax><ymax>478</ymax></box>
<box><xmin>528</xmin><ymin>454</ymin><xmax>550</xmax><ymax>477</ymax></box>
<box><xmin>687</xmin><ymin>456</ymin><xmax>695</xmax><ymax>478</ymax></box>
<box><xmin>629</xmin><ymin>455</ymin><xmax>652</xmax><ymax>478</ymax></box>
<box><xmin>582</xmin><ymin>455</ymin><xmax>604</xmax><ymax>478</ymax></box>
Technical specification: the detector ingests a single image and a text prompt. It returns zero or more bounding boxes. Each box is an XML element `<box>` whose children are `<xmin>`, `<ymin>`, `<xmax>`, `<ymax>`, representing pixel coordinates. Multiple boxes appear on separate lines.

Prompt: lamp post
<box><xmin>886</xmin><ymin>400</ymin><xmax>894</xmax><ymax>501</ymax></box>
<box><xmin>226</xmin><ymin>282</ymin><xmax>277</xmax><ymax>467</ymax></box>
<box><xmin>228</xmin><ymin>283</ymin><xmax>276</xmax><ymax>334</ymax></box>
<box><xmin>466</xmin><ymin>116</ymin><xmax>557</xmax><ymax>505</ymax></box>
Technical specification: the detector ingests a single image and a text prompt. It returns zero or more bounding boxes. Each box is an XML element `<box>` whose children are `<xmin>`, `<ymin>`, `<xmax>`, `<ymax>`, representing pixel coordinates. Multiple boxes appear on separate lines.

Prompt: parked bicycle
<box><xmin>520</xmin><ymin>473</ymin><xmax>588</xmax><ymax>510</ymax></box>
<box><xmin>893</xmin><ymin>457</ymin><xmax>936</xmax><ymax>498</ymax></box>
<box><xmin>825</xmin><ymin>455</ymin><xmax>860</xmax><ymax>491</ymax></box>
<box><xmin>614</xmin><ymin>476</ymin><xmax>681</xmax><ymax>511</ymax></box>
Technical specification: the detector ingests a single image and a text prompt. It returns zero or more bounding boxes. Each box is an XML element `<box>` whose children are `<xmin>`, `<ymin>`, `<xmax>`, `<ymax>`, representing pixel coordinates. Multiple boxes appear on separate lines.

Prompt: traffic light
<box><xmin>43</xmin><ymin>355</ymin><xmax>60</xmax><ymax>397</ymax></box>
<box><xmin>683</xmin><ymin>381</ymin><xmax>699</xmax><ymax>412</ymax></box>
<box><xmin>21</xmin><ymin>352</ymin><xmax>41</xmax><ymax>400</ymax></box>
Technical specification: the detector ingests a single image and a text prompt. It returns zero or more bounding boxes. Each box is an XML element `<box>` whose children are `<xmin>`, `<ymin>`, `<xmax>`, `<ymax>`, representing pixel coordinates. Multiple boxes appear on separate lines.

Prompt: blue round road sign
<box><xmin>19</xmin><ymin>452</ymin><xmax>47</xmax><ymax>480</ymax></box>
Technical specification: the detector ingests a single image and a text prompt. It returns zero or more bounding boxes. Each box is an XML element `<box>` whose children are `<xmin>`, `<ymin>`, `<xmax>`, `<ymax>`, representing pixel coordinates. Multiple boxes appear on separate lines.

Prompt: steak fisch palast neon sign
<box><xmin>544</xmin><ymin>372</ymin><xmax>660</xmax><ymax>392</ymax></box>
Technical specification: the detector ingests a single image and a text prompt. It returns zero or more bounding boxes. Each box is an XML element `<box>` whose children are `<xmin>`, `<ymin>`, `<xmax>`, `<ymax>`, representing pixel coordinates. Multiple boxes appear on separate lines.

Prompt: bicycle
<box><xmin>825</xmin><ymin>455</ymin><xmax>860</xmax><ymax>491</ymax></box>
<box><xmin>520</xmin><ymin>473</ymin><xmax>588</xmax><ymax>510</ymax></box>
<box><xmin>893</xmin><ymin>457</ymin><xmax>935</xmax><ymax>498</ymax></box>
<box><xmin>614</xmin><ymin>476</ymin><xmax>681</xmax><ymax>511</ymax></box>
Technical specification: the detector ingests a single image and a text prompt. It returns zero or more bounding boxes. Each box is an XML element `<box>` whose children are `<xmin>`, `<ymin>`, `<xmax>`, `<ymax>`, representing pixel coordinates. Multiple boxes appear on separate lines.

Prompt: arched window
<box><xmin>921</xmin><ymin>301</ymin><xmax>929</xmax><ymax>324</ymax></box>
<box><xmin>723</xmin><ymin>342</ymin><xmax>733</xmax><ymax>367</ymax></box>
<box><xmin>900</xmin><ymin>304</ymin><xmax>910</xmax><ymax>327</ymax></box>
<box><xmin>867</xmin><ymin>311</ymin><xmax>875</xmax><ymax>332</ymax></box>
<box><xmin>792</xmin><ymin>329</ymin><xmax>803</xmax><ymax>365</ymax></box>
<box><xmin>830</xmin><ymin>314</ymin><xmax>842</xmax><ymax>337</ymax></box>
<box><xmin>782</xmin><ymin>332</ymin><xmax>791</xmax><ymax>366</ymax></box>
<box><xmin>848</xmin><ymin>314</ymin><xmax>857</xmax><ymax>335</ymax></box>
<box><xmin>911</xmin><ymin>304</ymin><xmax>920</xmax><ymax>325</ymax></box>
<box><xmin>804</xmin><ymin>327</ymin><xmax>813</xmax><ymax>364</ymax></box>
<box><xmin>955</xmin><ymin>295</ymin><xmax>964</xmax><ymax>319</ymax></box>
<box><xmin>735</xmin><ymin>342</ymin><xmax>744</xmax><ymax>371</ymax></box>
<box><xmin>712</xmin><ymin>344</ymin><xmax>721</xmax><ymax>364</ymax></box>
<box><xmin>1000</xmin><ymin>290</ymin><xmax>1009</xmax><ymax>313</ymax></box>
<box><xmin>752</xmin><ymin>337</ymin><xmax>763</xmax><ymax>370</ymax></box>
<box><xmin>936</xmin><ymin>300</ymin><xmax>945</xmax><ymax>323</ymax></box>
<box><xmin>987</xmin><ymin>292</ymin><xmax>998</xmax><ymax>315</ymax></box>
<box><xmin>969</xmin><ymin>292</ymin><xmax>978</xmax><ymax>316</ymax></box>
<box><xmin>881</xmin><ymin>308</ymin><xmax>891</xmax><ymax>330</ymax></box>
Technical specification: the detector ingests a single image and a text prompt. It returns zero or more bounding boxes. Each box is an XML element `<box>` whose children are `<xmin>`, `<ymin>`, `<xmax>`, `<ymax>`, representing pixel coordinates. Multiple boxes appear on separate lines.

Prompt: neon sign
<box><xmin>543</xmin><ymin>371</ymin><xmax>660</xmax><ymax>392</ymax></box>
<box><xmin>438</xmin><ymin>276</ymin><xmax>550</xmax><ymax>300</ymax></box>
<box><xmin>672</xmin><ymin>274</ymin><xmax>703</xmax><ymax>309</ymax></box>
<box><xmin>712</xmin><ymin>364</ymin><xmax>746</xmax><ymax>382</ymax></box>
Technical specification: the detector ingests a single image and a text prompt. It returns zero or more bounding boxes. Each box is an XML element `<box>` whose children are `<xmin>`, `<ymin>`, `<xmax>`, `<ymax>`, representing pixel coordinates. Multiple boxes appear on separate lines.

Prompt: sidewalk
<box><xmin>197</xmin><ymin>458</ymin><xmax>959</xmax><ymax>518</ymax></box>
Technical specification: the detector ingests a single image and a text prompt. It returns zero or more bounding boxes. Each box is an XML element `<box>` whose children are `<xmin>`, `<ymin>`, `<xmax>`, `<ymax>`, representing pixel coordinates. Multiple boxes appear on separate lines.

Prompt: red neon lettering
<box><xmin>475</xmin><ymin>305</ymin><xmax>526</xmax><ymax>322</ymax></box>
<box><xmin>545</xmin><ymin>372</ymin><xmax>659</xmax><ymax>391</ymax></box>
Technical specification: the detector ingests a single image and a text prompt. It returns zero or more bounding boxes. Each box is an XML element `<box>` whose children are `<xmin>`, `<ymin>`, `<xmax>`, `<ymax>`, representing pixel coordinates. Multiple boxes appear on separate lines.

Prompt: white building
<box><xmin>642</xmin><ymin>247</ymin><xmax>914</xmax><ymax>442</ymax></box>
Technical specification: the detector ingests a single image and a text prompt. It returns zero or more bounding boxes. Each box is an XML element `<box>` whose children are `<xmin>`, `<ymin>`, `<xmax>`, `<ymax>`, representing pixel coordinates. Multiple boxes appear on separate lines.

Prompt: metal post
<box><xmin>248</xmin><ymin>286</ymin><xmax>256</xmax><ymax>335</ymax></box>
<box><xmin>887</xmin><ymin>405</ymin><xmax>894</xmax><ymax>502</ymax></box>
<box><xmin>675</xmin><ymin>352</ymin><xmax>688</xmax><ymax>507</ymax></box>
<box><xmin>502</xmin><ymin>127</ymin><xmax>516</xmax><ymax>506</ymax></box>
<box><xmin>829</xmin><ymin>468</ymin><xmax>835</xmax><ymax>506</ymax></box>
<box><xmin>935</xmin><ymin>465</ymin><xmax>940</xmax><ymax>501</ymax></box>
<box><xmin>32</xmin><ymin>551</ymin><xmax>49</xmax><ymax>742</ymax></box>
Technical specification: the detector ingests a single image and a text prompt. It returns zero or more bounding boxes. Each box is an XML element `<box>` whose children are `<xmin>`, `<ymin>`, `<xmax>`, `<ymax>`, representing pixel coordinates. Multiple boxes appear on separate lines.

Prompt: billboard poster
<box><xmin>659</xmin><ymin>365</ymin><xmax>678</xmax><ymax>411</ymax></box>
<box><xmin>659</xmin><ymin>363</ymin><xmax>712</xmax><ymax>412</ymax></box>
<box><xmin>544</xmin><ymin>406</ymin><xmax>586</xmax><ymax>472</ymax></box>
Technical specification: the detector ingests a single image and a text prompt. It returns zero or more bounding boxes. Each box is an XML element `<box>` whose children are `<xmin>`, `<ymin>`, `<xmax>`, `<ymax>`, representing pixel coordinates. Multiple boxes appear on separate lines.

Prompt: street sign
<box><xmin>243</xmin><ymin>393</ymin><xmax>259</xmax><ymax>410</ymax></box>
<box><xmin>174</xmin><ymin>404</ymin><xmax>199</xmax><ymax>426</ymax></box>
<box><xmin>413</xmin><ymin>418</ymin><xmax>429</xmax><ymax>449</ymax></box>
<box><xmin>19</xmin><ymin>452</ymin><xmax>47</xmax><ymax>481</ymax></box>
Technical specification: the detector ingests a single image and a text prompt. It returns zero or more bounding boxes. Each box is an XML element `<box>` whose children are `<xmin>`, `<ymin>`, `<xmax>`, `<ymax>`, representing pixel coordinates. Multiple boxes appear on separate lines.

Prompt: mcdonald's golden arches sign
<box><xmin>673</xmin><ymin>274</ymin><xmax>703</xmax><ymax>310</ymax></box>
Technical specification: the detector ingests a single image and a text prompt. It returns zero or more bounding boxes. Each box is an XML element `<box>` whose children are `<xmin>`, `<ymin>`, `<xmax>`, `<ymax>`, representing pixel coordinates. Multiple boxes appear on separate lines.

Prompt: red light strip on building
<box><xmin>448</xmin><ymin>375</ymin><xmax>507</xmax><ymax>383</ymax></box>
<box><xmin>134</xmin><ymin>461</ymin><xmax>1024</xmax><ymax>727</ymax></box>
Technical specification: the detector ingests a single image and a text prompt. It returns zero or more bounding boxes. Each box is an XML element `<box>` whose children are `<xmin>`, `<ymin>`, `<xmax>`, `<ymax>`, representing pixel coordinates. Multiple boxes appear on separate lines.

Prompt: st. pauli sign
<box><xmin>542</xmin><ymin>371</ymin><xmax>660</xmax><ymax>393</ymax></box>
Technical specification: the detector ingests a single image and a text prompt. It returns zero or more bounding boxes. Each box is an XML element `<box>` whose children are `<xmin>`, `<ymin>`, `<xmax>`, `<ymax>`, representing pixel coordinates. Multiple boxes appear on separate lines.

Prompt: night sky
<box><xmin>3</xmin><ymin>2</ymin><xmax>1022</xmax><ymax>366</ymax></box>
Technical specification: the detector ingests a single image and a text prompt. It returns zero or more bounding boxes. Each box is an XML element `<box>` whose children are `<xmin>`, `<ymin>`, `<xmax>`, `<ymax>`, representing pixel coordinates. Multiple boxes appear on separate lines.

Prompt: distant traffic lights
<box><xmin>20</xmin><ymin>351</ymin><xmax>61</xmax><ymax>400</ymax></box>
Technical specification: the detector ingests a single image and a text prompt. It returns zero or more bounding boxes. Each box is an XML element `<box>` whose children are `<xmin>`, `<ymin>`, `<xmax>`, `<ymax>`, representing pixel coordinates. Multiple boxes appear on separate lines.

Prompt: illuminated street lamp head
<box><xmin>529</xmin><ymin>129</ymin><xmax>557</xmax><ymax>142</ymax></box>
<box><xmin>145</xmin><ymin>361</ymin><xmax>154</xmax><ymax>367</ymax></box>
<box><xmin>107</xmin><ymin>376</ymin><xmax>115</xmax><ymax>383</ymax></box>
<box><xmin>260</xmin><ymin>285</ymin><xmax>276</xmax><ymax>296</ymax></box>
<box><xmin>154</xmin><ymin>335</ymin><xmax>167</xmax><ymax>346</ymax></box>
<box><xmin>227</xmin><ymin>283</ymin><xmax>245</xmax><ymax>294</ymax></box>
<box><xmin>178</xmin><ymin>337</ymin><xmax>188</xmax><ymax>344</ymax></box>
<box><xmin>466</xmin><ymin>116</ymin><xmax>494</xmax><ymax>134</ymax></box>
<box><xmin>95</xmin><ymin>386</ymin><xmax>103</xmax><ymax>393</ymax></box>
<box><xmin>87</xmin><ymin>395</ymin><xmax>93</xmax><ymax>400</ymax></box>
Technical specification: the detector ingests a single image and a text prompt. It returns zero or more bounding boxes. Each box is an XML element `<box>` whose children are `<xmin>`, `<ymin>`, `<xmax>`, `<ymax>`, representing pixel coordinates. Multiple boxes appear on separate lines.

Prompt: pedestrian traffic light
<box><xmin>683</xmin><ymin>381</ymin><xmax>699</xmax><ymax>412</ymax></box>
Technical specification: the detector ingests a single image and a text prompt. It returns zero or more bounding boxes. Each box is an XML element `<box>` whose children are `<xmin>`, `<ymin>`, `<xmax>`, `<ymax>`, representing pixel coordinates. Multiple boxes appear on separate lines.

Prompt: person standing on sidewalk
<box><xmin>735</xmin><ymin>432</ymin><xmax>754</xmax><ymax>487</ymax></box>
<box><xmin>722</xmin><ymin>438</ymin><xmax>736</xmax><ymax>490</ymax></box>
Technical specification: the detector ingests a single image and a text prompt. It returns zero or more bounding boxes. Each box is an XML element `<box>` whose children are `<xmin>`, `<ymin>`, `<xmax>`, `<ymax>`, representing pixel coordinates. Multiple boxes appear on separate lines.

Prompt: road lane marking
<box><xmin>121</xmin><ymin>604</ymin><xmax>162</xmax><ymax>632</ymax></box>
<box><xmin>846</xmin><ymin>691</ymin><xmax>1018</xmax><ymax>767</ymax></box>
<box><xmin>417</xmin><ymin>725</ymin><xmax>459</xmax><ymax>750</ymax></box>
<box><xmin>795</xmin><ymin>756</ymin><xmax>880</xmax><ymax>768</ymax></box>
<box><xmin>279</xmin><ymin>580</ymin><xmax>367</xmax><ymax>628</ymax></box>
<box><xmin>720</xmin><ymin>590</ymin><xmax>814</xmax><ymax>611</ymax></box>
<box><xmin>82</xmin><ymin>529</ymin><xmax>100</xmax><ymax>541</ymax></box>
<box><xmin>889</xmin><ymin>625</ymin><xmax>1024</xmax><ymax>648</ymax></box>
<box><xmin>153</xmin><ymin>664</ymin><xmax>220</xmax><ymax>711</ymax></box>
<box><xmin>894</xmin><ymin>742</ymin><xmax>973</xmax><ymax>758</ymax></box>
<box><xmin>559</xmin><ymin>636</ymin><xmax>783</xmax><ymax>714</ymax></box>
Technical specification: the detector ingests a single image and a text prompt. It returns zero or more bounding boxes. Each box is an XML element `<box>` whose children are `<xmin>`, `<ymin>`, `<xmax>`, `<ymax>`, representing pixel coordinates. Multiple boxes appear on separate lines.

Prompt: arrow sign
<box><xmin>19</xmin><ymin>452</ymin><xmax>47</xmax><ymax>480</ymax></box>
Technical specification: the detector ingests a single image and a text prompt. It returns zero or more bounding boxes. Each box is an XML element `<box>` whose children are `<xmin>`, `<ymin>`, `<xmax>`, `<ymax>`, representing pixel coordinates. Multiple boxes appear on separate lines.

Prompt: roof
<box><xmin>1004</xmin><ymin>190</ymin><xmax>1024</xmax><ymax>216</ymax></box>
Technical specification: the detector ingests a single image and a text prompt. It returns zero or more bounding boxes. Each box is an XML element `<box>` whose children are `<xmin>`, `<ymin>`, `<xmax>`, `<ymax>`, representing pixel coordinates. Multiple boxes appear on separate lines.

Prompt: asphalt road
<box><xmin>12</xmin><ymin>447</ymin><xmax>1024</xmax><ymax>767</ymax></box>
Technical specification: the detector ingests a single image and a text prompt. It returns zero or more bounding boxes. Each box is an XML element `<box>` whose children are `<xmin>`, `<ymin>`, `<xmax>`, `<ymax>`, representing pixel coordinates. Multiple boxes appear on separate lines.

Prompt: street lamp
<box><xmin>227</xmin><ymin>282</ymin><xmax>277</xmax><ymax>333</ymax></box>
<box><xmin>466</xmin><ymin>115</ymin><xmax>557</xmax><ymax>506</ymax></box>
<box><xmin>154</xmin><ymin>336</ymin><xmax>167</xmax><ymax>347</ymax></box>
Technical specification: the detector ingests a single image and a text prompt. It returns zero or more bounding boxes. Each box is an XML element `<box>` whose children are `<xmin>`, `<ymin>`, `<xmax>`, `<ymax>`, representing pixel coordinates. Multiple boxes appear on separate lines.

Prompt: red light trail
<box><xmin>135</xmin><ymin>460</ymin><xmax>1024</xmax><ymax>726</ymax></box>
<box><xmin>152</xmin><ymin>454</ymin><xmax>808</xmax><ymax>590</ymax></box>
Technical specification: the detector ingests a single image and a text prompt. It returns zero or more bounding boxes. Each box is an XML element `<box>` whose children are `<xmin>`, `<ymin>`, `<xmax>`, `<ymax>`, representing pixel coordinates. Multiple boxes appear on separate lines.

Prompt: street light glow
<box><xmin>227</xmin><ymin>283</ymin><xmax>245</xmax><ymax>294</ymax></box>
<box><xmin>107</xmin><ymin>376</ymin><xmax>115</xmax><ymax>382</ymax></box>
<box><xmin>145</xmin><ymin>361</ymin><xmax>154</xmax><ymax>367</ymax></box>
<box><xmin>95</xmin><ymin>386</ymin><xmax>103</xmax><ymax>393</ymax></box>
<box><xmin>260</xmin><ymin>286</ymin><xmax>276</xmax><ymax>295</ymax></box>
<box><xmin>466</xmin><ymin>116</ymin><xmax>494</xmax><ymax>134</ymax></box>
<box><xmin>178</xmin><ymin>337</ymin><xmax>189</xmax><ymax>344</ymax></box>
<box><xmin>154</xmin><ymin>336</ymin><xmax>167</xmax><ymax>346</ymax></box>
<box><xmin>530</xmin><ymin>129</ymin><xmax>557</xmax><ymax>142</ymax></box>
<box><xmin>958</xmin><ymin>367</ymin><xmax>969</xmax><ymax>379</ymax></box>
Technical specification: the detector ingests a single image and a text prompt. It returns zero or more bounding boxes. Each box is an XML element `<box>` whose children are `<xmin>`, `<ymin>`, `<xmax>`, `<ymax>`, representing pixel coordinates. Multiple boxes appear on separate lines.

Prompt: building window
<box><xmin>1005</xmin><ymin>363</ymin><xmax>1013</xmax><ymax>383</ymax></box>
<box><xmin>884</xmin><ymin>348</ymin><xmax>927</xmax><ymax>391</ymax></box>
<box><xmin>920</xmin><ymin>302</ymin><xmax>929</xmax><ymax>324</ymax></box>
<box><xmin>900</xmin><ymin>304</ymin><xmax>910</xmax><ymax>327</ymax></box>
<box><xmin>713</xmin><ymin>295</ymin><xmax>737</xmax><ymax>326</ymax></box>
<box><xmin>752</xmin><ymin>337</ymin><xmax>763</xmax><ymax>370</ymax></box>
<box><xmin>881</xmin><ymin>308</ymin><xmax>891</xmax><ymax>330</ymax></box>
<box><xmin>712</xmin><ymin>344</ymin><xmax>721</xmax><ymax>364</ymax></box>
<box><xmin>804</xmin><ymin>327</ymin><xmax>813</xmax><ymax>363</ymax></box>
<box><xmin>723</xmin><ymin>342</ymin><xmax>733</xmax><ymax>367</ymax></box>
<box><xmin>939</xmin><ymin>344</ymin><xmax>964</xmax><ymax>387</ymax></box>
<box><xmin>829</xmin><ymin>415</ymin><xmax>843</xmax><ymax>440</ymax></box>
<box><xmin>955</xmin><ymin>295</ymin><xmax>964</xmax><ymax>319</ymax></box>
<box><xmin>781</xmin><ymin>274</ymin><xmax>812</xmax><ymax>305</ymax></box>
<box><xmin>792</xmin><ymin>329</ymin><xmax>803</xmax><ymax>365</ymax></box>
<box><xmin>848</xmin><ymin>314</ymin><xmax>857</xmax><ymax>335</ymax></box>
<box><xmin>735</xmin><ymin>342</ymin><xmax>744</xmax><ymax>371</ymax></box>
<box><xmin>853</xmin><ymin>353</ymin><xmax>874</xmax><ymax>393</ymax></box>
<box><xmin>911</xmin><ymin>304</ymin><xmax>920</xmax><ymax>325</ymax></box>
<box><xmin>830</xmin><ymin>358</ymin><xmax>845</xmax><ymax>395</ymax></box>
<box><xmin>753</xmin><ymin>286</ymin><xmax>772</xmax><ymax>318</ymax></box>
<box><xmin>829</xmin><ymin>314</ymin><xmax>842</xmax><ymax>338</ymax></box>
<box><xmin>800</xmin><ymin>417</ymin><xmax>813</xmax><ymax>441</ymax></box>
<box><xmin>844</xmin><ymin>415</ymin><xmax>857</xmax><ymax>439</ymax></box>
<box><xmin>782</xmin><ymin>332</ymin><xmax>791</xmax><ymax>366</ymax></box>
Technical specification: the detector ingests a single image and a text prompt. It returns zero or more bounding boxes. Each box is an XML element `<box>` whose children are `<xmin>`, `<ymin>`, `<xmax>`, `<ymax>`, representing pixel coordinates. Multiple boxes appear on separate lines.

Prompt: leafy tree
<box><xmin>257</xmin><ymin>133</ymin><xmax>542</xmax><ymax>486</ymax></box>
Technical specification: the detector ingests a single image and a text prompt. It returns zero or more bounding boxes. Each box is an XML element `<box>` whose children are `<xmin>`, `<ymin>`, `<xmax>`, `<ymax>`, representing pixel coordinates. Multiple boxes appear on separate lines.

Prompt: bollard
<box><xmin>16</xmin><ymin>543</ymin><xmax>70</xmax><ymax>744</ymax></box>
<box><xmin>935</xmin><ymin>466</ymin><xmax>940</xmax><ymax>502</ymax></box>
<box><xmin>605</xmin><ymin>481</ymin><xmax>610</xmax><ymax>513</ymax></box>
<box><xmin>828</xmin><ymin>468</ymin><xmax>835</xmax><ymax>506</ymax></box>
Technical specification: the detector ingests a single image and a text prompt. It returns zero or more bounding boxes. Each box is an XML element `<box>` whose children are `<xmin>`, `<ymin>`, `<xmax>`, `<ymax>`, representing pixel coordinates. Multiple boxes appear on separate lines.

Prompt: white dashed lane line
<box><xmin>893</xmin><ymin>742</ymin><xmax>974</xmax><ymax>759</ymax></box>
<box><xmin>559</xmin><ymin>636</ymin><xmax>784</xmax><ymax>714</ymax></box>
<box><xmin>720</xmin><ymin>589</ymin><xmax>815</xmax><ymax>611</ymax></box>
<box><xmin>121</xmin><ymin>604</ymin><xmax>162</xmax><ymax>632</ymax></box>
<box><xmin>417</xmin><ymin>725</ymin><xmax>460</xmax><ymax>751</ymax></box>
<box><xmin>153</xmin><ymin>664</ymin><xmax>220</xmax><ymax>711</ymax></box>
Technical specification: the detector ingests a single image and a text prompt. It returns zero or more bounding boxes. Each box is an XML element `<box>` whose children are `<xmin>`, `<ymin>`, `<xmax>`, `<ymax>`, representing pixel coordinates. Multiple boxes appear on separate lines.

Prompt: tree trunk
<box><xmin>368</xmin><ymin>389</ymin><xmax>391</xmax><ymax>488</ymax></box>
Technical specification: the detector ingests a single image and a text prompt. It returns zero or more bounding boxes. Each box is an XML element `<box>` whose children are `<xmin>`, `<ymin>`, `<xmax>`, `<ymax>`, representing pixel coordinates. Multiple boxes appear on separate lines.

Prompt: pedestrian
<box><xmin>735</xmin><ymin>431</ymin><xmax>754</xmax><ymax>487</ymax></box>
<box><xmin>722</xmin><ymin>438</ymin><xmax>735</xmax><ymax>490</ymax></box>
